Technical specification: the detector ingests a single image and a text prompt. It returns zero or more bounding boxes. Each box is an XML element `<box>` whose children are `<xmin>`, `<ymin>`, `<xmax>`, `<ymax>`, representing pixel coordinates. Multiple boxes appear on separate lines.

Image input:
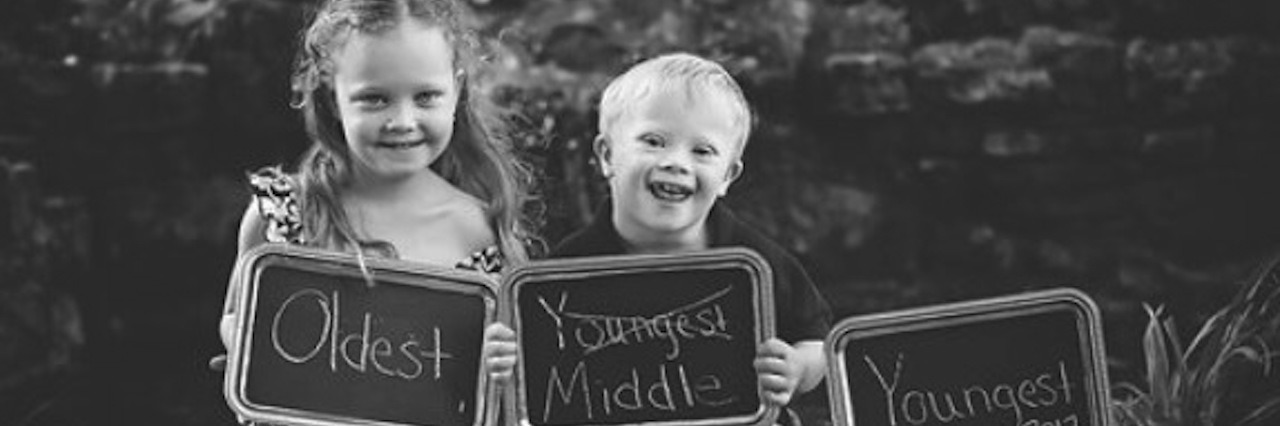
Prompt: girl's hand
<box><xmin>754</xmin><ymin>338</ymin><xmax>802</xmax><ymax>407</ymax></box>
<box><xmin>482</xmin><ymin>322</ymin><xmax>518</xmax><ymax>384</ymax></box>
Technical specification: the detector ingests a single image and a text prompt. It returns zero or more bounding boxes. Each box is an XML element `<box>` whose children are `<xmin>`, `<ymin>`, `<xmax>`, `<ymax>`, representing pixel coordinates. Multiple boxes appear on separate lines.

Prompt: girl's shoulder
<box><xmin>441</xmin><ymin>190</ymin><xmax>504</xmax><ymax>273</ymax></box>
<box><xmin>247</xmin><ymin>165</ymin><xmax>303</xmax><ymax>244</ymax></box>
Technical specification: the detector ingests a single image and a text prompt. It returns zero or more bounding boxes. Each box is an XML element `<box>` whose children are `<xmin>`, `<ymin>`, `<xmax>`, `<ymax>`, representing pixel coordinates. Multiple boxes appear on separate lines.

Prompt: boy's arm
<box><xmin>793</xmin><ymin>340</ymin><xmax>826</xmax><ymax>394</ymax></box>
<box><xmin>755</xmin><ymin>338</ymin><xmax>828</xmax><ymax>407</ymax></box>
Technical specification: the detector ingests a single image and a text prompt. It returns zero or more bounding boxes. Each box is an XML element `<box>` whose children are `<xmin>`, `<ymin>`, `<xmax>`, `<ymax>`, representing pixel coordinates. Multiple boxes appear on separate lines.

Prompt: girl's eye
<box><xmin>352</xmin><ymin>94</ymin><xmax>387</xmax><ymax>109</ymax></box>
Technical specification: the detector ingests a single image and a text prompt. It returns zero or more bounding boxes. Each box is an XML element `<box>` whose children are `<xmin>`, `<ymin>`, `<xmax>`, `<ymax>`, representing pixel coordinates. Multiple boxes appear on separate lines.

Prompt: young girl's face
<box><xmin>331</xmin><ymin>21</ymin><xmax>459</xmax><ymax>180</ymax></box>
<box><xmin>598</xmin><ymin>85</ymin><xmax>743</xmax><ymax>240</ymax></box>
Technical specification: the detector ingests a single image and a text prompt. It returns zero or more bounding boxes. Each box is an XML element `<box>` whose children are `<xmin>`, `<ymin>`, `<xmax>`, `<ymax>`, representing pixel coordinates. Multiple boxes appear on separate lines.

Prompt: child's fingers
<box><xmin>484</xmin><ymin>322</ymin><xmax>516</xmax><ymax>341</ymax></box>
<box><xmin>209</xmin><ymin>354</ymin><xmax>227</xmax><ymax>371</ymax></box>
<box><xmin>483</xmin><ymin>322</ymin><xmax>519</xmax><ymax>384</ymax></box>
<box><xmin>755</xmin><ymin>340</ymin><xmax>800</xmax><ymax>407</ymax></box>
<box><xmin>481</xmin><ymin>322</ymin><xmax>518</xmax><ymax>358</ymax></box>
<box><xmin>483</xmin><ymin>340</ymin><xmax>519</xmax><ymax>358</ymax></box>
<box><xmin>758</xmin><ymin>371</ymin><xmax>793</xmax><ymax>391</ymax></box>
<box><xmin>753</xmin><ymin>353</ymin><xmax>789</xmax><ymax>370</ymax></box>
<box><xmin>760</xmin><ymin>385</ymin><xmax>794</xmax><ymax>407</ymax></box>
<box><xmin>486</xmin><ymin>354</ymin><xmax>518</xmax><ymax>383</ymax></box>
<box><xmin>757</xmin><ymin>338</ymin><xmax>791</xmax><ymax>358</ymax></box>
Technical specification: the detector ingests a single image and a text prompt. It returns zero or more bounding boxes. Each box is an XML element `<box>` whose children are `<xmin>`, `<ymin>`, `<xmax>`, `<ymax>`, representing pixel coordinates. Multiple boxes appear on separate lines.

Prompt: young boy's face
<box><xmin>596</xmin><ymin>85</ymin><xmax>744</xmax><ymax>243</ymax></box>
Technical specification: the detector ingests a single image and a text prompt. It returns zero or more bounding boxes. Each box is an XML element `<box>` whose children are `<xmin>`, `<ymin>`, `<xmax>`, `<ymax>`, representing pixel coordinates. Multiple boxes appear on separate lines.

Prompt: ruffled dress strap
<box><xmin>248</xmin><ymin>165</ymin><xmax>503</xmax><ymax>274</ymax></box>
<box><xmin>456</xmin><ymin>245</ymin><xmax>503</xmax><ymax>274</ymax></box>
<box><xmin>247</xmin><ymin>166</ymin><xmax>304</xmax><ymax>245</ymax></box>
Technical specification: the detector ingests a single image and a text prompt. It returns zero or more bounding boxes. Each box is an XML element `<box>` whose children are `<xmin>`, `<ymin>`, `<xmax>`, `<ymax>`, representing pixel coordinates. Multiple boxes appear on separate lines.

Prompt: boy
<box><xmin>552</xmin><ymin>53</ymin><xmax>833</xmax><ymax>424</ymax></box>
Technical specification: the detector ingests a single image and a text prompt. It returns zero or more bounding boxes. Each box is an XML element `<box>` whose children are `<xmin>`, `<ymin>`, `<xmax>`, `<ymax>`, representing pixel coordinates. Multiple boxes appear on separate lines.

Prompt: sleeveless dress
<box><xmin>248</xmin><ymin>166</ymin><xmax>504</xmax><ymax>273</ymax></box>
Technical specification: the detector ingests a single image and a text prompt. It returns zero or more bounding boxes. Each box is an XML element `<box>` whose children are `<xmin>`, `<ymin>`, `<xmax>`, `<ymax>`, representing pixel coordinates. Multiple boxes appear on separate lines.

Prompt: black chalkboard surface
<box><xmin>826</xmin><ymin>288</ymin><xmax>1110</xmax><ymax>426</ymax></box>
<box><xmin>224</xmin><ymin>244</ymin><xmax>497</xmax><ymax>426</ymax></box>
<box><xmin>503</xmin><ymin>248</ymin><xmax>775</xmax><ymax>426</ymax></box>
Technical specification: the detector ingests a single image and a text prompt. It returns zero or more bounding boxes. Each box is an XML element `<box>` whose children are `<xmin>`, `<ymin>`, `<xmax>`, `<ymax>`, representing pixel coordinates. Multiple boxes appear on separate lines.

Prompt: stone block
<box><xmin>911</xmin><ymin>37</ymin><xmax>1053</xmax><ymax>105</ymax></box>
<box><xmin>815</xmin><ymin>2</ymin><xmax>910</xmax><ymax>52</ymax></box>
<box><xmin>1141</xmin><ymin>125</ymin><xmax>1215</xmax><ymax>156</ymax></box>
<box><xmin>1021</xmin><ymin>26</ymin><xmax>1125</xmax><ymax>109</ymax></box>
<box><xmin>825</xmin><ymin>51</ymin><xmax>911</xmax><ymax>115</ymax></box>
<box><xmin>1125</xmin><ymin>38</ymin><xmax>1240</xmax><ymax>114</ymax></box>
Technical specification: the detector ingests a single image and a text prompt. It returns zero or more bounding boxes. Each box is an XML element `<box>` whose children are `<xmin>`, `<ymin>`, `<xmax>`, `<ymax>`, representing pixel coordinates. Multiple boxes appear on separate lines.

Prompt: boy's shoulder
<box><xmin>550</xmin><ymin>202</ymin><xmax>626</xmax><ymax>257</ymax></box>
<box><xmin>706</xmin><ymin>203</ymin><xmax>803</xmax><ymax>270</ymax></box>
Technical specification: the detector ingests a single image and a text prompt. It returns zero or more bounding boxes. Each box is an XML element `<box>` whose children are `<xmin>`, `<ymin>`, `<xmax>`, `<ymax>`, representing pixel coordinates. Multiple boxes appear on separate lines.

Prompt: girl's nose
<box><xmin>382</xmin><ymin>102</ymin><xmax>418</xmax><ymax>133</ymax></box>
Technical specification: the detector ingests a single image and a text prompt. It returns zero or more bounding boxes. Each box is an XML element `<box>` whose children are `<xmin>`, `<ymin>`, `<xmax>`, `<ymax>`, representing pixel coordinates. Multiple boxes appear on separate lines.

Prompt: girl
<box><xmin>218</xmin><ymin>0</ymin><xmax>524</xmax><ymax>387</ymax></box>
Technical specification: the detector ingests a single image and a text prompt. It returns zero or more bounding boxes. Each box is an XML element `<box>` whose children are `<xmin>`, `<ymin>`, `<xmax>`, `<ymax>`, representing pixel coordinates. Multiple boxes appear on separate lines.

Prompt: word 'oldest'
<box><xmin>270</xmin><ymin>288</ymin><xmax>455</xmax><ymax>380</ymax></box>
<box><xmin>865</xmin><ymin>353</ymin><xmax>1075</xmax><ymax>426</ymax></box>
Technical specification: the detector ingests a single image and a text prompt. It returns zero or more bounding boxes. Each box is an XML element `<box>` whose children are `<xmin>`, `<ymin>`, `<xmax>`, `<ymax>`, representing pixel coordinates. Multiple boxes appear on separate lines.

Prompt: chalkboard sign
<box><xmin>826</xmin><ymin>288</ymin><xmax>1110</xmax><ymax>426</ymax></box>
<box><xmin>224</xmin><ymin>244</ymin><xmax>498</xmax><ymax>426</ymax></box>
<box><xmin>503</xmin><ymin>248</ymin><xmax>776</xmax><ymax>426</ymax></box>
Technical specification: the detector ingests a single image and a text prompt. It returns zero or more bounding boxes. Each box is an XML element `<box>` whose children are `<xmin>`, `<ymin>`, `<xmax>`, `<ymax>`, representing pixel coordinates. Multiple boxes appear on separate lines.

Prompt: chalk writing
<box><xmin>542</xmin><ymin>361</ymin><xmax>736</xmax><ymax>422</ymax></box>
<box><xmin>535</xmin><ymin>285</ymin><xmax>740</xmax><ymax>422</ymax></box>
<box><xmin>864</xmin><ymin>353</ymin><xmax>1074</xmax><ymax>426</ymax></box>
<box><xmin>537</xmin><ymin>286</ymin><xmax>733</xmax><ymax>359</ymax></box>
<box><xmin>271</xmin><ymin>288</ymin><xmax>456</xmax><ymax>380</ymax></box>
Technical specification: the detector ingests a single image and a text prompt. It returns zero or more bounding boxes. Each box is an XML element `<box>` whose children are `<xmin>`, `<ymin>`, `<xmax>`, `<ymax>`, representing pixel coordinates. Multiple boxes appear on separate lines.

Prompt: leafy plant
<box><xmin>1113</xmin><ymin>256</ymin><xmax>1280</xmax><ymax>426</ymax></box>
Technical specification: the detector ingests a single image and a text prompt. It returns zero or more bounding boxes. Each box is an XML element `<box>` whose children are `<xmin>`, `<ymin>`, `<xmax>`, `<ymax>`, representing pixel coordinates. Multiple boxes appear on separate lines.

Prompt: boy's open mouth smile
<box><xmin>648</xmin><ymin>181</ymin><xmax>694</xmax><ymax>202</ymax></box>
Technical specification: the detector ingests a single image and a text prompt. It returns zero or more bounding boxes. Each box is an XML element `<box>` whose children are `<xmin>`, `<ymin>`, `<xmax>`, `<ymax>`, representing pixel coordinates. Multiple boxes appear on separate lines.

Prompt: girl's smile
<box><xmin>374</xmin><ymin>139</ymin><xmax>428</xmax><ymax>150</ymax></box>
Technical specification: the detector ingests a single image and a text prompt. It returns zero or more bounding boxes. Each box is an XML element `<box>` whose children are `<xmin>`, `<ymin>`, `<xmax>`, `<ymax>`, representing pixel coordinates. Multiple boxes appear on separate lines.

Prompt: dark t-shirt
<box><xmin>552</xmin><ymin>200</ymin><xmax>833</xmax><ymax>343</ymax></box>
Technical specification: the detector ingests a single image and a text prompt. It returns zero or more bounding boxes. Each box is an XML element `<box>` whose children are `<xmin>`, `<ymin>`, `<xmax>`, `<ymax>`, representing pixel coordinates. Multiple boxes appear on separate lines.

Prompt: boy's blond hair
<box><xmin>597</xmin><ymin>53</ymin><xmax>755</xmax><ymax>154</ymax></box>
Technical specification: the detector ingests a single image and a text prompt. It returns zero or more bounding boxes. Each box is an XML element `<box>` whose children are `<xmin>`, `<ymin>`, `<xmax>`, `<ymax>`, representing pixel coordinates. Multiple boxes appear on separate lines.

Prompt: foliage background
<box><xmin>2</xmin><ymin>0</ymin><xmax>1279</xmax><ymax>424</ymax></box>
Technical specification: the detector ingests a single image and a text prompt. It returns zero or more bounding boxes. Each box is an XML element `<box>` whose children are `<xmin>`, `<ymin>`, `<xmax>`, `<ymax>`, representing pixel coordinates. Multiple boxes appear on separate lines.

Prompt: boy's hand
<box><xmin>754</xmin><ymin>338</ymin><xmax>803</xmax><ymax>407</ymax></box>
<box><xmin>482</xmin><ymin>323</ymin><xmax>518</xmax><ymax>384</ymax></box>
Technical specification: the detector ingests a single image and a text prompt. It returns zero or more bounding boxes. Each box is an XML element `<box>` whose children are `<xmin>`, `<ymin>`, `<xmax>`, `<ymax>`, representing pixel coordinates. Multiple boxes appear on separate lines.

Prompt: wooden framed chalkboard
<box><xmin>224</xmin><ymin>244</ymin><xmax>498</xmax><ymax>426</ymax></box>
<box><xmin>826</xmin><ymin>288</ymin><xmax>1110</xmax><ymax>426</ymax></box>
<box><xmin>503</xmin><ymin>248</ymin><xmax>776</xmax><ymax>426</ymax></box>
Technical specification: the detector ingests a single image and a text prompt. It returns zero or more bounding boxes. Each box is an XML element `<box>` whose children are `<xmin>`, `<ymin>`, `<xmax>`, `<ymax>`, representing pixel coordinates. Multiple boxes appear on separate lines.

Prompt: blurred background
<box><xmin>3</xmin><ymin>0</ymin><xmax>1279</xmax><ymax>424</ymax></box>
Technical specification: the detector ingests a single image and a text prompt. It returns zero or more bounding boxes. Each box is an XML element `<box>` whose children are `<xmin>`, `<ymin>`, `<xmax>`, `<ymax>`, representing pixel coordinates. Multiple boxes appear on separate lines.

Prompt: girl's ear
<box><xmin>718</xmin><ymin>159</ymin><xmax>744</xmax><ymax>197</ymax></box>
<box><xmin>593</xmin><ymin>134</ymin><xmax>613</xmax><ymax>179</ymax></box>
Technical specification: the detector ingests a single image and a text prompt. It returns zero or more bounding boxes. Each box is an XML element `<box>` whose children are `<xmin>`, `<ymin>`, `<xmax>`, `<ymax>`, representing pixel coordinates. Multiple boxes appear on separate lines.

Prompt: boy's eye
<box><xmin>639</xmin><ymin>134</ymin><xmax>664</xmax><ymax>147</ymax></box>
<box><xmin>415</xmin><ymin>91</ymin><xmax>444</xmax><ymax>106</ymax></box>
<box><xmin>694</xmin><ymin>145</ymin><xmax>719</xmax><ymax>157</ymax></box>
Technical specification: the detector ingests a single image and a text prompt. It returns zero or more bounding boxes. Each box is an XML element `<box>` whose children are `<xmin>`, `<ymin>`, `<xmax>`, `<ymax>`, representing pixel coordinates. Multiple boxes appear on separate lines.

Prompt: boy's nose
<box><xmin>657</xmin><ymin>151</ymin><xmax>692</xmax><ymax>174</ymax></box>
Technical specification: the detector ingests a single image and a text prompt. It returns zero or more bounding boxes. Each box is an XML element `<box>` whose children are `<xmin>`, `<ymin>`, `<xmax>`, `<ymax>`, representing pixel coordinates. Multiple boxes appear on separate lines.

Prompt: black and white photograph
<box><xmin>2</xmin><ymin>0</ymin><xmax>1279</xmax><ymax>425</ymax></box>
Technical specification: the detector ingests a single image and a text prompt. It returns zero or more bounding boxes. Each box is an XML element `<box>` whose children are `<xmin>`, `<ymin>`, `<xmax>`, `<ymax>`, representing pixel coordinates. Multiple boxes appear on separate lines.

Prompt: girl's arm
<box><xmin>220</xmin><ymin>200</ymin><xmax>268</xmax><ymax>350</ymax></box>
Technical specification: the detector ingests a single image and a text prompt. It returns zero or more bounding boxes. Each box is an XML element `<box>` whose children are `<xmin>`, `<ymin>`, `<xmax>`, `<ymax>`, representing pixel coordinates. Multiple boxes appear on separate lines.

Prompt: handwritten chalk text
<box><xmin>864</xmin><ymin>353</ymin><xmax>1075</xmax><ymax>426</ymax></box>
<box><xmin>538</xmin><ymin>286</ymin><xmax>732</xmax><ymax>360</ymax></box>
<box><xmin>270</xmin><ymin>288</ymin><xmax>455</xmax><ymax>380</ymax></box>
<box><xmin>542</xmin><ymin>360</ymin><xmax>736</xmax><ymax>422</ymax></box>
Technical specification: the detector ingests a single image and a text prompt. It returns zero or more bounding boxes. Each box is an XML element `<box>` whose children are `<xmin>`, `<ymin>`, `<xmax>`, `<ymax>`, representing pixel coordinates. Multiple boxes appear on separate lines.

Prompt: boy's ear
<box><xmin>718</xmin><ymin>159</ymin><xmax>744</xmax><ymax>197</ymax></box>
<box><xmin>593</xmin><ymin>134</ymin><xmax>613</xmax><ymax>178</ymax></box>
